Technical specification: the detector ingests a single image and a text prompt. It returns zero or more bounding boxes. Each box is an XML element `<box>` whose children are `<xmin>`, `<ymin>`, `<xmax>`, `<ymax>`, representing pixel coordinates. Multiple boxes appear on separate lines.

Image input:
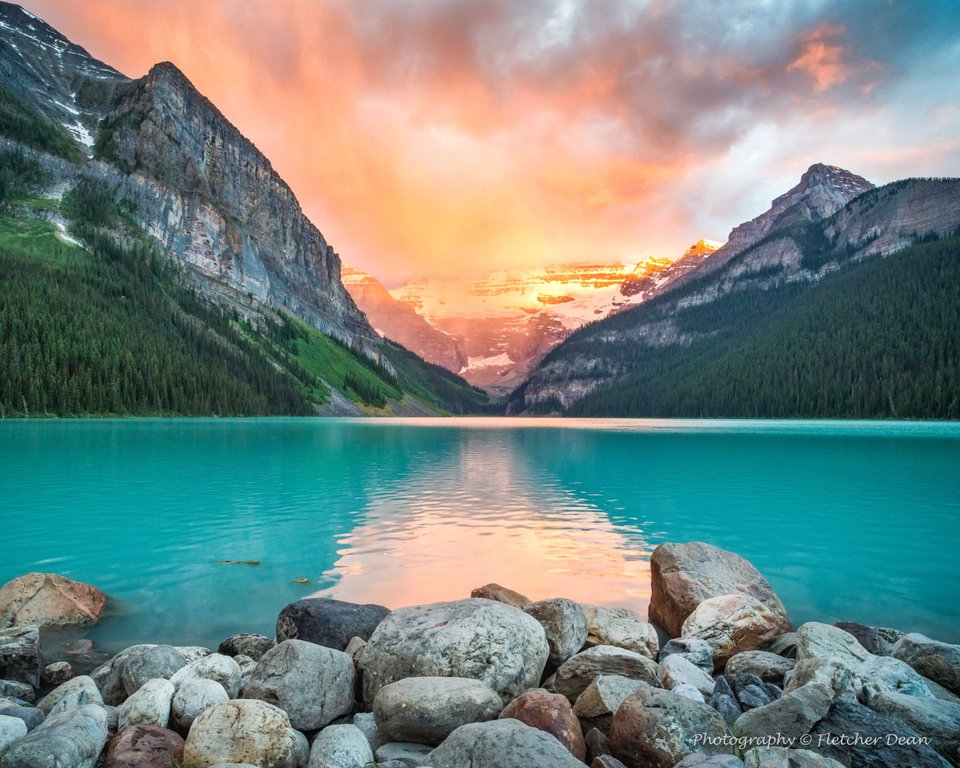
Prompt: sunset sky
<box><xmin>23</xmin><ymin>0</ymin><xmax>960</xmax><ymax>284</ymax></box>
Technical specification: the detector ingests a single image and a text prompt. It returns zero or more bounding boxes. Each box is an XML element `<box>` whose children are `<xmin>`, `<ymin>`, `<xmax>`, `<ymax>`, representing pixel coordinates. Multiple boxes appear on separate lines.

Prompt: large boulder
<box><xmin>171</xmin><ymin>678</ymin><xmax>229</xmax><ymax>731</ymax></box>
<box><xmin>725</xmin><ymin>651</ymin><xmax>795</xmax><ymax>684</ymax></box>
<box><xmin>0</xmin><ymin>627</ymin><xmax>41</xmax><ymax>688</ymax></box>
<box><xmin>555</xmin><ymin>645</ymin><xmax>658</xmax><ymax>703</ymax></box>
<box><xmin>218</xmin><ymin>635</ymin><xmax>274</xmax><ymax>662</ymax></box>
<box><xmin>101</xmin><ymin>724</ymin><xmax>185</xmax><ymax>768</ymax></box>
<box><xmin>470</xmin><ymin>584</ymin><xmax>530</xmax><ymax>609</ymax></box>
<box><xmin>117</xmin><ymin>678</ymin><xmax>175</xmax><ymax>729</ymax></box>
<box><xmin>423</xmin><ymin>718</ymin><xmax>586</xmax><ymax>768</ymax></box>
<box><xmin>275</xmin><ymin>598</ymin><xmax>389</xmax><ymax>651</ymax></box>
<box><xmin>37</xmin><ymin>676</ymin><xmax>102</xmax><ymax>715</ymax></box>
<box><xmin>810</xmin><ymin>700</ymin><xmax>951</xmax><ymax>767</ymax></box>
<box><xmin>0</xmin><ymin>574</ymin><xmax>106</xmax><ymax>629</ymax></box>
<box><xmin>733</xmin><ymin>682</ymin><xmax>833</xmax><ymax>742</ymax></box>
<box><xmin>499</xmin><ymin>690</ymin><xmax>585</xmax><ymax>761</ymax></box>
<box><xmin>360</xmin><ymin>599</ymin><xmax>549</xmax><ymax>706</ymax></box>
<box><xmin>182</xmin><ymin>700</ymin><xmax>308</xmax><ymax>768</ymax></box>
<box><xmin>867</xmin><ymin>690</ymin><xmax>960</xmax><ymax>756</ymax></box>
<box><xmin>170</xmin><ymin>653</ymin><xmax>241</xmax><ymax>698</ymax></box>
<box><xmin>609</xmin><ymin>688</ymin><xmax>732</xmax><ymax>768</ymax></box>
<box><xmin>796</xmin><ymin>623</ymin><xmax>872</xmax><ymax>666</ymax></box>
<box><xmin>648</xmin><ymin>542</ymin><xmax>789</xmax><ymax>637</ymax></box>
<box><xmin>524</xmin><ymin>599</ymin><xmax>588</xmax><ymax>665</ymax></box>
<box><xmin>373</xmin><ymin>677</ymin><xmax>502</xmax><ymax>745</ymax></box>
<box><xmin>893</xmin><ymin>634</ymin><xmax>960</xmax><ymax>694</ymax></box>
<box><xmin>681</xmin><ymin>594</ymin><xmax>784</xmax><ymax>668</ymax></box>
<box><xmin>242</xmin><ymin>639</ymin><xmax>354</xmax><ymax>731</ymax></box>
<box><xmin>308</xmin><ymin>724</ymin><xmax>373</xmax><ymax>768</ymax></box>
<box><xmin>574</xmin><ymin>675</ymin><xmax>649</xmax><ymax>733</ymax></box>
<box><xmin>582</xmin><ymin>605</ymin><xmax>658</xmax><ymax>659</ymax></box>
<box><xmin>0</xmin><ymin>703</ymin><xmax>108</xmax><ymax>768</ymax></box>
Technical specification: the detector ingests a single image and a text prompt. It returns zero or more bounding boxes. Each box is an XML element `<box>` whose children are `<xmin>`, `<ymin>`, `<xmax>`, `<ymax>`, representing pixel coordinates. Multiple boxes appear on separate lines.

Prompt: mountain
<box><xmin>0</xmin><ymin>2</ymin><xmax>487</xmax><ymax>416</ymax></box>
<box><xmin>510</xmin><ymin>165</ymin><xmax>960</xmax><ymax>418</ymax></box>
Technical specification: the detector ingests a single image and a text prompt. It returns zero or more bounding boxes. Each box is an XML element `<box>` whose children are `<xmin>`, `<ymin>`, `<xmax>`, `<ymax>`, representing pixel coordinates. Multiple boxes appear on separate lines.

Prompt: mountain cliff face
<box><xmin>512</xmin><ymin>165</ymin><xmax>960</xmax><ymax>413</ymax></box>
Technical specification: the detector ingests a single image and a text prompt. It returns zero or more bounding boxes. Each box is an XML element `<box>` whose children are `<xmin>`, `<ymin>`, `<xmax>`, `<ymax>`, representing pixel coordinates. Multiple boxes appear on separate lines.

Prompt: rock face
<box><xmin>275</xmin><ymin>598</ymin><xmax>390</xmax><ymax>652</ymax></box>
<box><xmin>609</xmin><ymin>688</ymin><xmax>732</xmax><ymax>768</ymax></box>
<box><xmin>360</xmin><ymin>599</ymin><xmax>549</xmax><ymax>706</ymax></box>
<box><xmin>581</xmin><ymin>605</ymin><xmax>659</xmax><ymax>659</ymax></box>
<box><xmin>893</xmin><ymin>634</ymin><xmax>960</xmax><ymax>694</ymax></box>
<box><xmin>0</xmin><ymin>703</ymin><xmax>109</xmax><ymax>768</ymax></box>
<box><xmin>0</xmin><ymin>573</ymin><xmax>107</xmax><ymax>629</ymax></box>
<box><xmin>555</xmin><ymin>645</ymin><xmax>658</xmax><ymax>703</ymax></box>
<box><xmin>681</xmin><ymin>594</ymin><xmax>784</xmax><ymax>667</ymax></box>
<box><xmin>243</xmin><ymin>640</ymin><xmax>354</xmax><ymax>731</ymax></box>
<box><xmin>423</xmin><ymin>718</ymin><xmax>586</xmax><ymax>768</ymax></box>
<box><xmin>499</xmin><ymin>690</ymin><xmax>585</xmax><ymax>761</ymax></box>
<box><xmin>182</xmin><ymin>700</ymin><xmax>308</xmax><ymax>768</ymax></box>
<box><xmin>372</xmin><ymin>677</ymin><xmax>502</xmax><ymax>746</ymax></box>
<box><xmin>0</xmin><ymin>626</ymin><xmax>42</xmax><ymax>688</ymax></box>
<box><xmin>469</xmin><ymin>584</ymin><xmax>530</xmax><ymax>609</ymax></box>
<box><xmin>648</xmin><ymin>543</ymin><xmax>789</xmax><ymax>637</ymax></box>
<box><xmin>523</xmin><ymin>599</ymin><xmax>588</xmax><ymax>665</ymax></box>
<box><xmin>308</xmin><ymin>723</ymin><xmax>373</xmax><ymax>768</ymax></box>
<box><xmin>101</xmin><ymin>724</ymin><xmax>185</xmax><ymax>768</ymax></box>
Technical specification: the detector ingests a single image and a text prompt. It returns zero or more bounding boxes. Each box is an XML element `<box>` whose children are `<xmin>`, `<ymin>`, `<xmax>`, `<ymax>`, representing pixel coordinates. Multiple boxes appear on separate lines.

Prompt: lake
<box><xmin>2</xmin><ymin>418</ymin><xmax>959</xmax><ymax>653</ymax></box>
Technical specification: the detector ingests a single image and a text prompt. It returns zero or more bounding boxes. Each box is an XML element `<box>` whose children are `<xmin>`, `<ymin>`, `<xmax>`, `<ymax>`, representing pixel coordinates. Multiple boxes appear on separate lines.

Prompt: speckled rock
<box><xmin>659</xmin><ymin>638</ymin><xmax>714</xmax><ymax>672</ymax></box>
<box><xmin>117</xmin><ymin>678</ymin><xmax>174</xmax><ymax>729</ymax></box>
<box><xmin>658</xmin><ymin>653</ymin><xmax>715</xmax><ymax>698</ymax></box>
<box><xmin>725</xmin><ymin>651</ymin><xmax>795</xmax><ymax>684</ymax></box>
<box><xmin>100</xmin><ymin>724</ymin><xmax>185</xmax><ymax>768</ymax></box>
<box><xmin>555</xmin><ymin>645</ymin><xmax>658</xmax><ymax>703</ymax></box>
<box><xmin>41</xmin><ymin>662</ymin><xmax>75</xmax><ymax>688</ymax></box>
<box><xmin>581</xmin><ymin>605</ymin><xmax>659</xmax><ymax>659</ymax></box>
<box><xmin>681</xmin><ymin>594</ymin><xmax>784</xmax><ymax>668</ymax></box>
<box><xmin>524</xmin><ymin>599</ymin><xmax>588</xmax><ymax>665</ymax></box>
<box><xmin>119</xmin><ymin>646</ymin><xmax>187</xmax><ymax>697</ymax></box>
<box><xmin>171</xmin><ymin>678</ymin><xmax>229</xmax><ymax>731</ymax></box>
<box><xmin>37</xmin><ymin>676</ymin><xmax>102</xmax><ymax>715</ymax></box>
<box><xmin>733</xmin><ymin>682</ymin><xmax>833</xmax><ymax>742</ymax></box>
<box><xmin>308</xmin><ymin>723</ymin><xmax>373</xmax><ymax>768</ymax></box>
<box><xmin>574</xmin><ymin>674</ymin><xmax>650</xmax><ymax>734</ymax></box>
<box><xmin>170</xmin><ymin>653</ymin><xmax>241</xmax><ymax>698</ymax></box>
<box><xmin>0</xmin><ymin>703</ymin><xmax>108</xmax><ymax>768</ymax></box>
<box><xmin>499</xmin><ymin>690</ymin><xmax>585</xmax><ymax>761</ymax></box>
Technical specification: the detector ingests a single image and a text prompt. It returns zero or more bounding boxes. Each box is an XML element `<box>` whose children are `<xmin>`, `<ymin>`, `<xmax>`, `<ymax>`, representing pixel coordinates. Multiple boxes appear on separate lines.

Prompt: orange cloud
<box><xmin>788</xmin><ymin>22</ymin><xmax>870</xmax><ymax>93</ymax></box>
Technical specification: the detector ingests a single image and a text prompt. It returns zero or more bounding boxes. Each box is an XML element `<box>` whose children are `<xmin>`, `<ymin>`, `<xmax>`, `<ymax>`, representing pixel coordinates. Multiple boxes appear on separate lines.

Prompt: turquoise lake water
<box><xmin>1</xmin><ymin>418</ymin><xmax>959</xmax><ymax>653</ymax></box>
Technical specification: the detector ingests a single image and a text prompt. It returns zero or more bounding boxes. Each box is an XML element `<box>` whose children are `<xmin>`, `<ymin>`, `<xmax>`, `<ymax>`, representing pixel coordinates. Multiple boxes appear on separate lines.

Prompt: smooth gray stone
<box><xmin>0</xmin><ymin>703</ymin><xmax>108</xmax><ymax>768</ymax></box>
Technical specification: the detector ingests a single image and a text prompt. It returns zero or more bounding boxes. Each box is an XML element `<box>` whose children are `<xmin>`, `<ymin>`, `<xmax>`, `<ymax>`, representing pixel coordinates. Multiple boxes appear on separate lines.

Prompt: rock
<box><xmin>924</xmin><ymin>676</ymin><xmax>960</xmax><ymax>703</ymax></box>
<box><xmin>360</xmin><ymin>599</ymin><xmax>548</xmax><ymax>707</ymax></box>
<box><xmin>763</xmin><ymin>633</ymin><xmax>798</xmax><ymax>659</ymax></box>
<box><xmin>41</xmin><ymin>662</ymin><xmax>75</xmax><ymax>688</ymax></box>
<box><xmin>423</xmin><ymin>718</ymin><xmax>585</xmax><ymax>767</ymax></box>
<box><xmin>834</xmin><ymin>622</ymin><xmax>903</xmax><ymax>656</ymax></box>
<box><xmin>681</xmin><ymin>595</ymin><xmax>783</xmax><ymax>668</ymax></box>
<box><xmin>170</xmin><ymin>653</ymin><xmax>242</xmax><ymax>698</ymax></box>
<box><xmin>343</xmin><ymin>637</ymin><xmax>366</xmax><ymax>667</ymax></box>
<box><xmin>243</xmin><ymin>639</ymin><xmax>354</xmax><ymax>731</ymax></box>
<box><xmin>182</xmin><ymin>700</ymin><xmax>309</xmax><ymax>768</ymax></box>
<box><xmin>0</xmin><ymin>703</ymin><xmax>43</xmax><ymax>731</ymax></box>
<box><xmin>574</xmin><ymin>674</ymin><xmax>649</xmax><ymax>733</ymax></box>
<box><xmin>736</xmin><ymin>683</ymin><xmax>777</xmax><ymax>710</ymax></box>
<box><xmin>352</xmin><ymin>712</ymin><xmax>385</xmax><ymax>753</ymax></box>
<box><xmin>659</xmin><ymin>638</ymin><xmax>714</xmax><ymax>672</ymax></box>
<box><xmin>0</xmin><ymin>574</ymin><xmax>106</xmax><ymax>629</ymax></box>
<box><xmin>104</xmin><ymin>704</ymin><xmax>119</xmax><ymax>735</ymax></box>
<box><xmin>499</xmin><ymin>690</ymin><xmax>585</xmax><ymax>760</ymax></box>
<box><xmin>91</xmin><ymin>645</ymin><xmax>155</xmax><ymax>705</ymax></box>
<box><xmin>893</xmin><ymin>633</ymin><xmax>960</xmax><ymax>694</ymax></box>
<box><xmin>742</xmin><ymin>747</ymin><xmax>843</xmax><ymax>767</ymax></box>
<box><xmin>218</xmin><ymin>635</ymin><xmax>274</xmax><ymax>662</ymax></box>
<box><xmin>0</xmin><ymin>627</ymin><xmax>41</xmax><ymax>688</ymax></box>
<box><xmin>708</xmin><ymin>676</ymin><xmax>742</xmax><ymax>728</ymax></box>
<box><xmin>555</xmin><ymin>645</ymin><xmax>658</xmax><ymax>703</ymax></box>
<box><xmin>524</xmin><ymin>599</ymin><xmax>588</xmax><ymax>665</ymax></box>
<box><xmin>868</xmin><ymin>691</ymin><xmax>960</xmax><ymax>756</ymax></box>
<box><xmin>117</xmin><ymin>678</ymin><xmax>174</xmax><ymax>729</ymax></box>
<box><xmin>470</xmin><ymin>584</ymin><xmax>531</xmax><ymax>609</ymax></box>
<box><xmin>276</xmin><ymin>598</ymin><xmax>390</xmax><ymax>651</ymax></box>
<box><xmin>585</xmin><ymin>727</ymin><xmax>610</xmax><ymax>761</ymax></box>
<box><xmin>373</xmin><ymin>677</ymin><xmax>501</xmax><ymax>746</ymax></box>
<box><xmin>581</xmin><ymin>605</ymin><xmax>658</xmax><ymax>659</ymax></box>
<box><xmin>374</xmin><ymin>741</ymin><xmax>433</xmax><ymax>766</ymax></box>
<box><xmin>658</xmin><ymin>654</ymin><xmax>715</xmax><ymax>698</ymax></box>
<box><xmin>36</xmin><ymin>676</ymin><xmax>103</xmax><ymax>715</ymax></box>
<box><xmin>308</xmin><ymin>724</ymin><xmax>373</xmax><ymax>768</ymax></box>
<box><xmin>609</xmin><ymin>688</ymin><xmax>732</xmax><ymax>768</ymax></box>
<box><xmin>785</xmin><ymin>658</ymin><xmax>862</xmax><ymax>702</ymax></box>
<box><xmin>733</xmin><ymin>682</ymin><xmax>833</xmax><ymax>742</ymax></box>
<box><xmin>176</xmin><ymin>647</ymin><xmax>211</xmax><ymax>664</ymax></box>
<box><xmin>725</xmin><ymin>651</ymin><xmax>795</xmax><ymax>684</ymax></box>
<box><xmin>796</xmin><ymin>623</ymin><xmax>872</xmax><ymax>666</ymax></box>
<box><xmin>171</xmin><ymin>678</ymin><xmax>228</xmax><ymax>731</ymax></box>
<box><xmin>859</xmin><ymin>655</ymin><xmax>934</xmax><ymax>700</ymax></box>
<box><xmin>647</xmin><ymin>542</ymin><xmax>789</xmax><ymax>637</ymax></box>
<box><xmin>119</xmin><ymin>646</ymin><xmax>187</xmax><ymax>697</ymax></box>
<box><xmin>811</xmin><ymin>700</ymin><xmax>951</xmax><ymax>767</ymax></box>
<box><xmin>0</xmin><ymin>681</ymin><xmax>33</xmax><ymax>704</ymax></box>
<box><xmin>672</xmin><ymin>684</ymin><xmax>705</xmax><ymax>702</ymax></box>
<box><xmin>101</xmin><ymin>724</ymin><xmax>185</xmax><ymax>768</ymax></box>
<box><xmin>0</xmin><ymin>703</ymin><xmax>108</xmax><ymax>768</ymax></box>
<box><xmin>0</xmin><ymin>716</ymin><xmax>27</xmax><ymax>758</ymax></box>
<box><xmin>592</xmin><ymin>757</ymin><xmax>629</xmax><ymax>768</ymax></box>
<box><xmin>674</xmin><ymin>756</ymin><xmax>745</xmax><ymax>768</ymax></box>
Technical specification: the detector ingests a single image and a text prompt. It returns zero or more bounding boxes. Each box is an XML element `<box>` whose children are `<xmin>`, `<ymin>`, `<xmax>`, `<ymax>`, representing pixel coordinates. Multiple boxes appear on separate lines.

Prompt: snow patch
<box><xmin>459</xmin><ymin>353</ymin><xmax>514</xmax><ymax>374</ymax></box>
<box><xmin>64</xmin><ymin>120</ymin><xmax>94</xmax><ymax>148</ymax></box>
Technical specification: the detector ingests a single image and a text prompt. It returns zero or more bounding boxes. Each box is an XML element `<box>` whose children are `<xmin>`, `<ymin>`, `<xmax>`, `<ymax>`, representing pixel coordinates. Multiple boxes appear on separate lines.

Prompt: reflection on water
<box><xmin>314</xmin><ymin>430</ymin><xmax>652</xmax><ymax>608</ymax></box>
<box><xmin>0</xmin><ymin>417</ymin><xmax>958</xmax><ymax>651</ymax></box>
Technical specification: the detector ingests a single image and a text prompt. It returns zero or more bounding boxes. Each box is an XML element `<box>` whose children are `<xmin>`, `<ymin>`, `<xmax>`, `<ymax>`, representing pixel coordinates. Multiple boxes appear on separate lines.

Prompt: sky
<box><xmin>22</xmin><ymin>0</ymin><xmax>960</xmax><ymax>284</ymax></box>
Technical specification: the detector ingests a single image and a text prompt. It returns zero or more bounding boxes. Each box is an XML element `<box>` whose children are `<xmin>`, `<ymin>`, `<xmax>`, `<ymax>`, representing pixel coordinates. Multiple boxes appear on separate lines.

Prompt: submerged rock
<box><xmin>275</xmin><ymin>598</ymin><xmax>389</xmax><ymax>651</ymax></box>
<box><xmin>0</xmin><ymin>574</ymin><xmax>106</xmax><ymax>629</ymax></box>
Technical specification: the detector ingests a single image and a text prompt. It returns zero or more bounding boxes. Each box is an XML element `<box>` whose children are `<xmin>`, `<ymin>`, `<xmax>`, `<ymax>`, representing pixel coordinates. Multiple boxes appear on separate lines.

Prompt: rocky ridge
<box><xmin>2</xmin><ymin>543</ymin><xmax>958</xmax><ymax>767</ymax></box>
